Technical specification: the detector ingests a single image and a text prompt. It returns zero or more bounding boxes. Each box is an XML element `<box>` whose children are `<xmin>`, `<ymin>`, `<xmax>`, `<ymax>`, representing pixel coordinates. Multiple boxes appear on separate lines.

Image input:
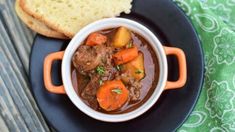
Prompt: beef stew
<box><xmin>71</xmin><ymin>27</ymin><xmax>159</xmax><ymax>114</ymax></box>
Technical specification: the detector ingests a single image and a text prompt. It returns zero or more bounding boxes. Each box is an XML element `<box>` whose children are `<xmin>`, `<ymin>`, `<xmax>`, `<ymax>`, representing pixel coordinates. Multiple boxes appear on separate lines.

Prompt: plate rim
<box><xmin>29</xmin><ymin>0</ymin><xmax>205</xmax><ymax>131</ymax></box>
<box><xmin>169</xmin><ymin>2</ymin><xmax>205</xmax><ymax>131</ymax></box>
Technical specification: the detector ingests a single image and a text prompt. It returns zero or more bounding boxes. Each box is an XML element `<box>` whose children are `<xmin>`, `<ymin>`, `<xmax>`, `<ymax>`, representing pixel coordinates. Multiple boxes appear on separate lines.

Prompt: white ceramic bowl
<box><xmin>44</xmin><ymin>18</ymin><xmax>187</xmax><ymax>122</ymax></box>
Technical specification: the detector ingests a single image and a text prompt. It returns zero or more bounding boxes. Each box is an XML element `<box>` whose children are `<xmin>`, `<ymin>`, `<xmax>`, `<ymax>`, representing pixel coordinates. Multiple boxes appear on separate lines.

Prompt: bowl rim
<box><xmin>61</xmin><ymin>18</ymin><xmax>168</xmax><ymax>122</ymax></box>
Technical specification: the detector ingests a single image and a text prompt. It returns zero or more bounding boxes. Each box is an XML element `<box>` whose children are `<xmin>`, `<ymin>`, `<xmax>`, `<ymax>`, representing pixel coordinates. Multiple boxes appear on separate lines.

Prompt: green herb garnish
<box><xmin>96</xmin><ymin>66</ymin><xmax>105</xmax><ymax>75</ymax></box>
<box><xmin>111</xmin><ymin>88</ymin><xmax>122</xmax><ymax>94</ymax></box>
<box><xmin>127</xmin><ymin>42</ymin><xmax>133</xmax><ymax>48</ymax></box>
<box><xmin>116</xmin><ymin>65</ymin><xmax>122</xmax><ymax>71</ymax></box>
<box><xmin>135</xmin><ymin>69</ymin><xmax>143</xmax><ymax>74</ymax></box>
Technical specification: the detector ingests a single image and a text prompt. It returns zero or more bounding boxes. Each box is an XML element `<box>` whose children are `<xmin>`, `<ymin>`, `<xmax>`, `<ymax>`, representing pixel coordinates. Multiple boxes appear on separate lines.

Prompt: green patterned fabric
<box><xmin>173</xmin><ymin>0</ymin><xmax>235</xmax><ymax>131</ymax></box>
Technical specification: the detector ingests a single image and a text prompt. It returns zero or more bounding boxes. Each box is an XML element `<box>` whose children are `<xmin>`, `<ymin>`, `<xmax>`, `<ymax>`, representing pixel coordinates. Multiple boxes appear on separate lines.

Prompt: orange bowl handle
<box><xmin>43</xmin><ymin>51</ymin><xmax>66</xmax><ymax>94</ymax></box>
<box><xmin>164</xmin><ymin>46</ymin><xmax>187</xmax><ymax>90</ymax></box>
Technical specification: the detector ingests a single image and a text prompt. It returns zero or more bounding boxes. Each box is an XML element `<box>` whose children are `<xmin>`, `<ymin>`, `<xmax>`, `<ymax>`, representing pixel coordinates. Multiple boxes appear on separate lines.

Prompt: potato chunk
<box><xmin>113</xmin><ymin>27</ymin><xmax>131</xmax><ymax>48</ymax></box>
<box><xmin>122</xmin><ymin>52</ymin><xmax>145</xmax><ymax>80</ymax></box>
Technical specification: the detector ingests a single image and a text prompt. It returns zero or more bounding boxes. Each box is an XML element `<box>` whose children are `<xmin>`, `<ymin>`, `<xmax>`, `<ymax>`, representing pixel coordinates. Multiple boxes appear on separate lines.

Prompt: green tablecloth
<box><xmin>174</xmin><ymin>0</ymin><xmax>235</xmax><ymax>131</ymax></box>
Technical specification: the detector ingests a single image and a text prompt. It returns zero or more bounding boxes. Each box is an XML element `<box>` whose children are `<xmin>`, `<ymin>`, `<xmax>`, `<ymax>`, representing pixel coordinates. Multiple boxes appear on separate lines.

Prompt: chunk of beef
<box><xmin>98</xmin><ymin>46</ymin><xmax>116</xmax><ymax>81</ymax></box>
<box><xmin>72</xmin><ymin>45</ymin><xmax>107</xmax><ymax>73</ymax></box>
<box><xmin>116</xmin><ymin>73</ymin><xmax>142</xmax><ymax>101</ymax></box>
<box><xmin>81</xmin><ymin>75</ymin><xmax>100</xmax><ymax>97</ymax></box>
<box><xmin>72</xmin><ymin>45</ymin><xmax>114</xmax><ymax>74</ymax></box>
<box><xmin>81</xmin><ymin>75</ymin><xmax>100</xmax><ymax>110</ymax></box>
<box><xmin>129</xmin><ymin>80</ymin><xmax>141</xmax><ymax>101</ymax></box>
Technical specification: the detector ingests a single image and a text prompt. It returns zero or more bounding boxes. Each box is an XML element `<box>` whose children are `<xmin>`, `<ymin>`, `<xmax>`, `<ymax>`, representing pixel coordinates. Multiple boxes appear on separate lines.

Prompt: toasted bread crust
<box><xmin>15</xmin><ymin>0</ymin><xmax>68</xmax><ymax>39</ymax></box>
<box><xmin>19</xmin><ymin>0</ymin><xmax>132</xmax><ymax>38</ymax></box>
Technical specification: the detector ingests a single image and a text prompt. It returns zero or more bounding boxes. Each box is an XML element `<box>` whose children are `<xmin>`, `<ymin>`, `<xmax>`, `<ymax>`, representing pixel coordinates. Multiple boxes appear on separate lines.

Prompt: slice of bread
<box><xmin>15</xmin><ymin>0</ymin><xmax>68</xmax><ymax>39</ymax></box>
<box><xmin>20</xmin><ymin>0</ymin><xmax>132</xmax><ymax>38</ymax></box>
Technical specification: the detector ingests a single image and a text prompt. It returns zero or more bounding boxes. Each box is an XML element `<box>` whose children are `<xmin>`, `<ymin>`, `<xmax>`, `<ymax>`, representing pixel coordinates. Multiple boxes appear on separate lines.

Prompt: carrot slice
<box><xmin>86</xmin><ymin>32</ymin><xmax>107</xmax><ymax>46</ymax></box>
<box><xmin>96</xmin><ymin>80</ymin><xmax>129</xmax><ymax>111</ymax></box>
<box><xmin>113</xmin><ymin>46</ymin><xmax>138</xmax><ymax>65</ymax></box>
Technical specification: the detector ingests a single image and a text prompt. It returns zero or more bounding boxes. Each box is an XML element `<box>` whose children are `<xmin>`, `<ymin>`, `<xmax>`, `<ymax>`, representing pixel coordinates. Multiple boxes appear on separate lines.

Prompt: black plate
<box><xmin>29</xmin><ymin>0</ymin><xmax>204</xmax><ymax>131</ymax></box>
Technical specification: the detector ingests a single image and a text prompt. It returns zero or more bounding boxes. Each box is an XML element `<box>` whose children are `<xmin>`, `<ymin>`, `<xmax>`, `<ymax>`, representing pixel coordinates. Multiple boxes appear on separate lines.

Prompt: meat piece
<box><xmin>128</xmin><ymin>80</ymin><xmax>141</xmax><ymax>101</ymax></box>
<box><xmin>98</xmin><ymin>46</ymin><xmax>113</xmax><ymax>65</ymax></box>
<box><xmin>116</xmin><ymin>73</ymin><xmax>142</xmax><ymax>101</ymax></box>
<box><xmin>81</xmin><ymin>75</ymin><xmax>100</xmax><ymax>97</ymax></box>
<box><xmin>72</xmin><ymin>45</ymin><xmax>107</xmax><ymax>72</ymax></box>
<box><xmin>80</xmin><ymin>75</ymin><xmax>101</xmax><ymax>110</ymax></box>
<box><xmin>98</xmin><ymin>46</ymin><xmax>115</xmax><ymax>81</ymax></box>
<box><xmin>86</xmin><ymin>97</ymin><xmax>99</xmax><ymax>110</ymax></box>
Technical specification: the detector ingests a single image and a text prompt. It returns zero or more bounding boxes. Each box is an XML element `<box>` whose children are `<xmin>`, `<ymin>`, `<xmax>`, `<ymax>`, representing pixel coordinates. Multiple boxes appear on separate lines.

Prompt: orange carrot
<box><xmin>86</xmin><ymin>32</ymin><xmax>107</xmax><ymax>46</ymax></box>
<box><xmin>113</xmin><ymin>46</ymin><xmax>138</xmax><ymax>65</ymax></box>
<box><xmin>96</xmin><ymin>80</ymin><xmax>129</xmax><ymax>111</ymax></box>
